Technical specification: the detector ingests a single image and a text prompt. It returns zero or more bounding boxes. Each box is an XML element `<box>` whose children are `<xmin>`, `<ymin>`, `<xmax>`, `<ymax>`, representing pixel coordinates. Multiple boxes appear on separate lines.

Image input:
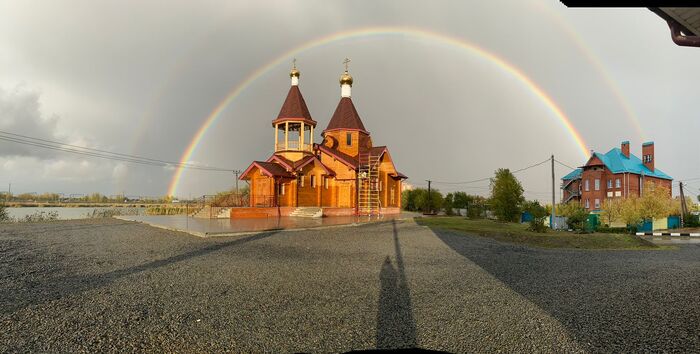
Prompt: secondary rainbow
<box><xmin>533</xmin><ymin>1</ymin><xmax>646</xmax><ymax>140</ymax></box>
<box><xmin>167</xmin><ymin>26</ymin><xmax>591</xmax><ymax>197</ymax></box>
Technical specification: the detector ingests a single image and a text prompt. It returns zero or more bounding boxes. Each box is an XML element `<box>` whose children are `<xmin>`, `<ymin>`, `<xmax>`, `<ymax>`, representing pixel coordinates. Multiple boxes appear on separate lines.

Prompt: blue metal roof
<box><xmin>561</xmin><ymin>147</ymin><xmax>673</xmax><ymax>181</ymax></box>
<box><xmin>562</xmin><ymin>168</ymin><xmax>582</xmax><ymax>180</ymax></box>
<box><xmin>593</xmin><ymin>148</ymin><xmax>672</xmax><ymax>180</ymax></box>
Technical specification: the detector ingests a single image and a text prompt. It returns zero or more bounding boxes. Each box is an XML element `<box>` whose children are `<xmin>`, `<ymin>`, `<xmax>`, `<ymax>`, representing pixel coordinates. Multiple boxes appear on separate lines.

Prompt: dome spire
<box><xmin>340</xmin><ymin>57</ymin><xmax>353</xmax><ymax>98</ymax></box>
<box><xmin>290</xmin><ymin>58</ymin><xmax>300</xmax><ymax>86</ymax></box>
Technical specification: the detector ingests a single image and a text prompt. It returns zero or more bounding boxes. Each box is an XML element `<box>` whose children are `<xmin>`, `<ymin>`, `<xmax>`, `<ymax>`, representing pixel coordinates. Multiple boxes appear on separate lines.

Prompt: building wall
<box><xmin>578</xmin><ymin>167</ymin><xmax>672</xmax><ymax>211</ymax></box>
<box><xmin>248</xmin><ymin>168</ymin><xmax>277</xmax><ymax>207</ymax></box>
<box><xmin>322</xmin><ymin>131</ymin><xmax>371</xmax><ymax>158</ymax></box>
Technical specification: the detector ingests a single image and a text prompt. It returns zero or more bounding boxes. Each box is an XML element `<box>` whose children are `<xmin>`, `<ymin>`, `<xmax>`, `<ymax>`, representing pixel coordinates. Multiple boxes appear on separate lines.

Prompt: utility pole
<box><xmin>426</xmin><ymin>179</ymin><xmax>432</xmax><ymax>214</ymax></box>
<box><xmin>679</xmin><ymin>182</ymin><xmax>687</xmax><ymax>227</ymax></box>
<box><xmin>233</xmin><ymin>170</ymin><xmax>241</xmax><ymax>195</ymax></box>
<box><xmin>551</xmin><ymin>154</ymin><xmax>556</xmax><ymax>229</ymax></box>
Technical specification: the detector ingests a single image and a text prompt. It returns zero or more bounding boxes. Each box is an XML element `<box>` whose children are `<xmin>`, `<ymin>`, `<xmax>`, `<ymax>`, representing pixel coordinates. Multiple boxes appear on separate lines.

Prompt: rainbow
<box><xmin>167</xmin><ymin>26</ymin><xmax>591</xmax><ymax>197</ymax></box>
<box><xmin>533</xmin><ymin>1</ymin><xmax>646</xmax><ymax>140</ymax></box>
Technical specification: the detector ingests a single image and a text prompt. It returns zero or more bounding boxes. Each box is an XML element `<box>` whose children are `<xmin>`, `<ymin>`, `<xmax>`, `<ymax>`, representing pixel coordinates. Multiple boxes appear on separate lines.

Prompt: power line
<box><xmin>0</xmin><ymin>129</ymin><xmax>234</xmax><ymax>172</ymax></box>
<box><xmin>428</xmin><ymin>157</ymin><xmax>551</xmax><ymax>185</ymax></box>
<box><xmin>554</xmin><ymin>159</ymin><xmax>578</xmax><ymax>170</ymax></box>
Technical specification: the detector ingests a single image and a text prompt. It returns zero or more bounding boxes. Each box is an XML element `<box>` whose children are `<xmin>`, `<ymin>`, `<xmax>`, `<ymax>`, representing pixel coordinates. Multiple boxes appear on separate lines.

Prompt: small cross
<box><xmin>343</xmin><ymin>57</ymin><xmax>351</xmax><ymax>71</ymax></box>
<box><xmin>292</xmin><ymin>58</ymin><xmax>297</xmax><ymax>69</ymax></box>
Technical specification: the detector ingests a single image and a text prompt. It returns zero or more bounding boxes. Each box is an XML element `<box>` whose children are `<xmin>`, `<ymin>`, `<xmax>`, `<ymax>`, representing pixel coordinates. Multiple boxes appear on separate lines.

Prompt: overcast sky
<box><xmin>1</xmin><ymin>0</ymin><xmax>698</xmax><ymax>200</ymax></box>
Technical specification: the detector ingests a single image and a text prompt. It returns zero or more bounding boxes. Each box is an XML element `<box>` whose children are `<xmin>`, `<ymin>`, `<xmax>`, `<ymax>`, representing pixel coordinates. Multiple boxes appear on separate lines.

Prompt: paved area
<box><xmin>1</xmin><ymin>218</ymin><xmax>699</xmax><ymax>353</ymax></box>
<box><xmin>117</xmin><ymin>213</ymin><xmax>418</xmax><ymax>236</ymax></box>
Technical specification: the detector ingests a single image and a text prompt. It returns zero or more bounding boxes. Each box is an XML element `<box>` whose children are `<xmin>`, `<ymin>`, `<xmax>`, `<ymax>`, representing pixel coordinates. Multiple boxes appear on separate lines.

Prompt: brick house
<box><xmin>562</xmin><ymin>141</ymin><xmax>673</xmax><ymax>211</ymax></box>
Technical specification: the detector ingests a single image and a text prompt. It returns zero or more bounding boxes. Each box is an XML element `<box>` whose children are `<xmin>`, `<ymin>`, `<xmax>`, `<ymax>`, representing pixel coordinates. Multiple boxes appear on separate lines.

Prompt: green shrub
<box><xmin>19</xmin><ymin>211</ymin><xmax>59</xmax><ymax>223</ymax></box>
<box><xmin>684</xmin><ymin>213</ymin><xmax>700</xmax><ymax>228</ymax></box>
<box><xmin>0</xmin><ymin>203</ymin><xmax>8</xmax><ymax>222</ymax></box>
<box><xmin>523</xmin><ymin>200</ymin><xmax>548</xmax><ymax>233</ymax></box>
<box><xmin>596</xmin><ymin>226</ymin><xmax>629</xmax><ymax>234</ymax></box>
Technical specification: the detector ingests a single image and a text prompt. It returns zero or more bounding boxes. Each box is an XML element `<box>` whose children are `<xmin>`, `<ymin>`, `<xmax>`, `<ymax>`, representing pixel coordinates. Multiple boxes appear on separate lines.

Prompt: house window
<box><xmin>281</xmin><ymin>184</ymin><xmax>286</xmax><ymax>195</ymax></box>
<box><xmin>594</xmin><ymin>198</ymin><xmax>600</xmax><ymax>209</ymax></box>
<box><xmin>311</xmin><ymin>175</ymin><xmax>316</xmax><ymax>188</ymax></box>
<box><xmin>594</xmin><ymin>179</ymin><xmax>600</xmax><ymax>191</ymax></box>
<box><xmin>584</xmin><ymin>180</ymin><xmax>589</xmax><ymax>191</ymax></box>
<box><xmin>607</xmin><ymin>180</ymin><xmax>612</xmax><ymax>189</ymax></box>
<box><xmin>585</xmin><ymin>199</ymin><xmax>590</xmax><ymax>209</ymax></box>
<box><xmin>346</xmin><ymin>132</ymin><xmax>352</xmax><ymax>146</ymax></box>
<box><xmin>616</xmin><ymin>178</ymin><xmax>621</xmax><ymax>188</ymax></box>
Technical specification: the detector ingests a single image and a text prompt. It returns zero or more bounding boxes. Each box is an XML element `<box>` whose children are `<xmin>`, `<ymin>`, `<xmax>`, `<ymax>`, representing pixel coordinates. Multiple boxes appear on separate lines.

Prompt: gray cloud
<box><xmin>0</xmin><ymin>0</ymin><xmax>698</xmax><ymax>198</ymax></box>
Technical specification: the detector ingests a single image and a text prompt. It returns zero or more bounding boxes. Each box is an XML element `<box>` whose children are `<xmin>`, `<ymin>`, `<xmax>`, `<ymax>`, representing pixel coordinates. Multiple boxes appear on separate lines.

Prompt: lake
<box><xmin>6</xmin><ymin>207</ymin><xmax>146</xmax><ymax>220</ymax></box>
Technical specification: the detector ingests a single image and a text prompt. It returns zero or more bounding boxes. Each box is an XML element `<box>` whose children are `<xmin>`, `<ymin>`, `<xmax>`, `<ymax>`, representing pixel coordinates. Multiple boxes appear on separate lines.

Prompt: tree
<box><xmin>637</xmin><ymin>181</ymin><xmax>673</xmax><ymax>221</ymax></box>
<box><xmin>489</xmin><ymin>168</ymin><xmax>524</xmax><ymax>222</ymax></box>
<box><xmin>557</xmin><ymin>202</ymin><xmax>589</xmax><ymax>231</ymax></box>
<box><xmin>443</xmin><ymin>193</ymin><xmax>455</xmax><ymax>215</ymax></box>
<box><xmin>523</xmin><ymin>200</ymin><xmax>548</xmax><ymax>232</ymax></box>
<box><xmin>619</xmin><ymin>196</ymin><xmax>641</xmax><ymax>228</ymax></box>
<box><xmin>401</xmin><ymin>188</ymin><xmax>443</xmax><ymax>213</ymax></box>
<box><xmin>600</xmin><ymin>198</ymin><xmax>624</xmax><ymax>226</ymax></box>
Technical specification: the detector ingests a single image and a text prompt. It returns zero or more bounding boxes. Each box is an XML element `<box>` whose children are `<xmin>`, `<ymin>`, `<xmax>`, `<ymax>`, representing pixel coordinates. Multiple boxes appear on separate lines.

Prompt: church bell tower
<box><xmin>271</xmin><ymin>60</ymin><xmax>317</xmax><ymax>162</ymax></box>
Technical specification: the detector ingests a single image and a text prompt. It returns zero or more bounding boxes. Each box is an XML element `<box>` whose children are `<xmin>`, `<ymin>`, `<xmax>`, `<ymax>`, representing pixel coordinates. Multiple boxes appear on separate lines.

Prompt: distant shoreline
<box><xmin>4</xmin><ymin>203</ymin><xmax>175</xmax><ymax>208</ymax></box>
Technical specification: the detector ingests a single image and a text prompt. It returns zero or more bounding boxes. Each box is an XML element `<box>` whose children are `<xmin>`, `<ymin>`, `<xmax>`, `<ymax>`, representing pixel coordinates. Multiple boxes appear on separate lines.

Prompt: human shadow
<box><xmin>375</xmin><ymin>221</ymin><xmax>417</xmax><ymax>349</ymax></box>
<box><xmin>429</xmin><ymin>227</ymin><xmax>700</xmax><ymax>352</ymax></box>
<box><xmin>1</xmin><ymin>231</ymin><xmax>278</xmax><ymax>315</ymax></box>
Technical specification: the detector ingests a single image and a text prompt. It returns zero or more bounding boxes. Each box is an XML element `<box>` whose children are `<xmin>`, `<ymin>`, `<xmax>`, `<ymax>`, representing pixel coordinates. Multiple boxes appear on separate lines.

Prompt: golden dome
<box><xmin>339</xmin><ymin>70</ymin><xmax>353</xmax><ymax>86</ymax></box>
<box><xmin>290</xmin><ymin>67</ymin><xmax>300</xmax><ymax>78</ymax></box>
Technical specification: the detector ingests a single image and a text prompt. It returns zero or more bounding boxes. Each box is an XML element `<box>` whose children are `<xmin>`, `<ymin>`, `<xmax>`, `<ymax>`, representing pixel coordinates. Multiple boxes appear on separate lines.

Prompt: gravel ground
<box><xmin>1</xmin><ymin>218</ymin><xmax>699</xmax><ymax>353</ymax></box>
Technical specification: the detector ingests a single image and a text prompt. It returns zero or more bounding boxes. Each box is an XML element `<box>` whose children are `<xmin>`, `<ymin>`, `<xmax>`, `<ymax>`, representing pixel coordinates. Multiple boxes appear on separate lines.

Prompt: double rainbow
<box><xmin>167</xmin><ymin>26</ymin><xmax>591</xmax><ymax>197</ymax></box>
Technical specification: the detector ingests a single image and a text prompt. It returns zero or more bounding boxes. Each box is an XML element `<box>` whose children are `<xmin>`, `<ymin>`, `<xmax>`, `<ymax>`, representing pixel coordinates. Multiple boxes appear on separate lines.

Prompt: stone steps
<box><xmin>216</xmin><ymin>208</ymin><xmax>231</xmax><ymax>219</ymax></box>
<box><xmin>289</xmin><ymin>207</ymin><xmax>323</xmax><ymax>218</ymax></box>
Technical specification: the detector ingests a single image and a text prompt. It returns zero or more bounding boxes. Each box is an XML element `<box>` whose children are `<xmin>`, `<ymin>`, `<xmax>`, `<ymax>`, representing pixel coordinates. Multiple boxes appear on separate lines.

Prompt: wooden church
<box><xmin>238</xmin><ymin>60</ymin><xmax>407</xmax><ymax>217</ymax></box>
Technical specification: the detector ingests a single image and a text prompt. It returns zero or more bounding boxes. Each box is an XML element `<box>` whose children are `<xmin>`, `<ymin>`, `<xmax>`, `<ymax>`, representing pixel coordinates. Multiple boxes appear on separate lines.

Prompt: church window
<box><xmin>346</xmin><ymin>132</ymin><xmax>352</xmax><ymax>146</ymax></box>
<box><xmin>281</xmin><ymin>184</ymin><xmax>286</xmax><ymax>195</ymax></box>
<box><xmin>311</xmin><ymin>175</ymin><xmax>316</xmax><ymax>188</ymax></box>
<box><xmin>379</xmin><ymin>180</ymin><xmax>383</xmax><ymax>192</ymax></box>
<box><xmin>299</xmin><ymin>176</ymin><xmax>304</xmax><ymax>188</ymax></box>
<box><xmin>324</xmin><ymin>176</ymin><xmax>329</xmax><ymax>189</ymax></box>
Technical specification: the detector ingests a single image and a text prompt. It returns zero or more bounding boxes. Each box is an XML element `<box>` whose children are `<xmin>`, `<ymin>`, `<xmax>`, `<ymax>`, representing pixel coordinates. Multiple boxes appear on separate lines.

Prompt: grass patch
<box><xmin>415</xmin><ymin>216</ymin><xmax>671</xmax><ymax>250</ymax></box>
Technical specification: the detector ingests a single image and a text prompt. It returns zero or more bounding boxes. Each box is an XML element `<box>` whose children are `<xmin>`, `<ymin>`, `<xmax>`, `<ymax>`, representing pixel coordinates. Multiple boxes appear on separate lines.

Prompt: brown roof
<box><xmin>323</xmin><ymin>97</ymin><xmax>368</xmax><ymax>134</ymax></box>
<box><xmin>240</xmin><ymin>161</ymin><xmax>293</xmax><ymax>180</ymax></box>
<box><xmin>370</xmin><ymin>146</ymin><xmax>387</xmax><ymax>157</ymax></box>
<box><xmin>275</xmin><ymin>86</ymin><xmax>315</xmax><ymax>124</ymax></box>
<box><xmin>318</xmin><ymin>144</ymin><xmax>358</xmax><ymax>169</ymax></box>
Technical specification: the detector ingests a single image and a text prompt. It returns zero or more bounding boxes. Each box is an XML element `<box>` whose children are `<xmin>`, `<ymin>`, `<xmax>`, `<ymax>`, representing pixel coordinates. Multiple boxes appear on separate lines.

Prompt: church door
<box><xmin>338</xmin><ymin>183</ymin><xmax>351</xmax><ymax>207</ymax></box>
<box><xmin>254</xmin><ymin>177</ymin><xmax>271</xmax><ymax>206</ymax></box>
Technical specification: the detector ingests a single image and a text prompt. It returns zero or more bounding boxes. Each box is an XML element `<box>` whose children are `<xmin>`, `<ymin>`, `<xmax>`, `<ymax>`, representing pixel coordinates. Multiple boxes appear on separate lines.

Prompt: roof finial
<box><xmin>339</xmin><ymin>57</ymin><xmax>353</xmax><ymax>94</ymax></box>
<box><xmin>290</xmin><ymin>58</ymin><xmax>300</xmax><ymax>86</ymax></box>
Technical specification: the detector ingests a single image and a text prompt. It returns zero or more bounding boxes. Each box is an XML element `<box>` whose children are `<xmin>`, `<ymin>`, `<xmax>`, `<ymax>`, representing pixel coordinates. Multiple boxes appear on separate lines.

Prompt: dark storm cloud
<box><xmin>0</xmin><ymin>0</ymin><xmax>698</xmax><ymax>197</ymax></box>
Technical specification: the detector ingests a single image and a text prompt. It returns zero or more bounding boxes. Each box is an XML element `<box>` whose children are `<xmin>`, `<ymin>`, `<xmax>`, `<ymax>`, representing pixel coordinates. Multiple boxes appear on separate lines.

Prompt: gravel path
<box><xmin>1</xmin><ymin>218</ymin><xmax>698</xmax><ymax>353</ymax></box>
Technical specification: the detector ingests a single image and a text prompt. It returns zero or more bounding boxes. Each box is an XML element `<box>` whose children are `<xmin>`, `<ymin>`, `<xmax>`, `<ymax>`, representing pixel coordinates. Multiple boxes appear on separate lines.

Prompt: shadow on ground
<box><xmin>429</xmin><ymin>227</ymin><xmax>700</xmax><ymax>352</ymax></box>
<box><xmin>0</xmin><ymin>231</ymin><xmax>278</xmax><ymax>315</ymax></box>
<box><xmin>375</xmin><ymin>221</ymin><xmax>417</xmax><ymax>349</ymax></box>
